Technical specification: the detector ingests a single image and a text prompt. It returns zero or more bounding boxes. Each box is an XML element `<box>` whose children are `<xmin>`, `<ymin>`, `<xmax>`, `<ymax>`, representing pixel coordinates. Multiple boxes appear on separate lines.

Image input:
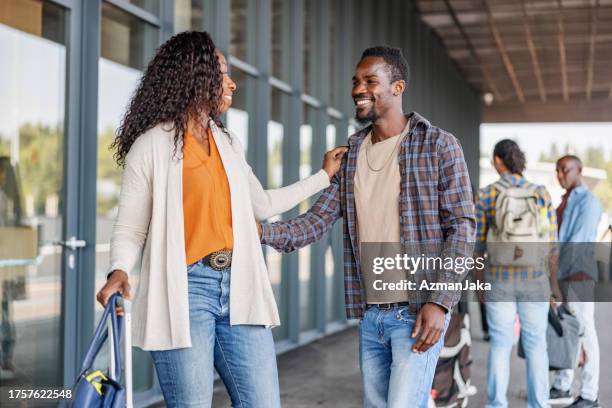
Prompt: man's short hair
<box><xmin>557</xmin><ymin>155</ymin><xmax>583</xmax><ymax>170</ymax></box>
<box><xmin>361</xmin><ymin>46</ymin><xmax>410</xmax><ymax>84</ymax></box>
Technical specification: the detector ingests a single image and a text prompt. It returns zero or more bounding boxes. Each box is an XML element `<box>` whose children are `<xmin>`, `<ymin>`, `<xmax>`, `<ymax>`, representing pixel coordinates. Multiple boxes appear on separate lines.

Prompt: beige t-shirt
<box><xmin>355</xmin><ymin>121</ymin><xmax>411</xmax><ymax>304</ymax></box>
<box><xmin>355</xmin><ymin>121</ymin><xmax>410</xmax><ymax>243</ymax></box>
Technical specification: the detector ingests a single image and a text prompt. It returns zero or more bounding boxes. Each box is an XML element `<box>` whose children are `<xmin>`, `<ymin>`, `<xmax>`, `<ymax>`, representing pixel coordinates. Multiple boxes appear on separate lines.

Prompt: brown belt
<box><xmin>366</xmin><ymin>302</ymin><xmax>410</xmax><ymax>311</ymax></box>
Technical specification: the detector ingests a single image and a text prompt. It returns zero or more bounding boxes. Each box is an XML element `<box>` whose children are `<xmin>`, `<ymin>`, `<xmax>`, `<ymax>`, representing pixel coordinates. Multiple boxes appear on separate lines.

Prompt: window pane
<box><xmin>101</xmin><ymin>2</ymin><xmax>157</xmax><ymax>71</ymax></box>
<box><xmin>299</xmin><ymin>105</ymin><xmax>314</xmax><ymax>332</ymax></box>
<box><xmin>326</xmin><ymin>123</ymin><xmax>336</xmax><ymax>151</ymax></box>
<box><xmin>226</xmin><ymin>68</ymin><xmax>250</xmax><ymax>153</ymax></box>
<box><xmin>97</xmin><ymin>5</ymin><xmax>159</xmax><ymax>392</ymax></box>
<box><xmin>268</xmin><ymin>88</ymin><xmax>287</xmax><ymax>341</ymax></box>
<box><xmin>271</xmin><ymin>0</ymin><xmax>288</xmax><ymax>82</ymax></box>
<box><xmin>268</xmin><ymin>89</ymin><xmax>286</xmax><ymax>190</ymax></box>
<box><xmin>348</xmin><ymin>123</ymin><xmax>356</xmax><ymax>137</ymax></box>
<box><xmin>174</xmin><ymin>0</ymin><xmax>203</xmax><ymax>33</ymax></box>
<box><xmin>329</xmin><ymin>119</ymin><xmax>350</xmax><ymax>150</ymax></box>
<box><xmin>329</xmin><ymin>0</ymin><xmax>337</xmax><ymax>105</ymax></box>
<box><xmin>127</xmin><ymin>0</ymin><xmax>159</xmax><ymax>15</ymax></box>
<box><xmin>230</xmin><ymin>0</ymin><xmax>250</xmax><ymax>64</ymax></box>
<box><xmin>325</xmin><ymin>246</ymin><xmax>335</xmax><ymax>323</ymax></box>
<box><xmin>303</xmin><ymin>0</ymin><xmax>313</xmax><ymax>94</ymax></box>
<box><xmin>325</xmin><ymin>121</ymin><xmax>334</xmax><ymax>324</ymax></box>
<box><xmin>325</xmin><ymin>119</ymin><xmax>344</xmax><ymax>323</ymax></box>
<box><xmin>0</xmin><ymin>0</ymin><xmax>66</xmax><ymax>388</ymax></box>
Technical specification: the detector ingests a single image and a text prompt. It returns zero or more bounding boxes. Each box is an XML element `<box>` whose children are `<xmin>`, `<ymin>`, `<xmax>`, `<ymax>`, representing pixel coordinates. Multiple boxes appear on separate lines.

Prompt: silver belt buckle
<box><xmin>210</xmin><ymin>250</ymin><xmax>232</xmax><ymax>271</ymax></box>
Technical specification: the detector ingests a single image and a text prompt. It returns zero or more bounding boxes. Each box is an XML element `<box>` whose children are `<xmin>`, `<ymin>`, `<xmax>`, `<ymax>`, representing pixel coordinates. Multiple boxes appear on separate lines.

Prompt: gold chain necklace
<box><xmin>365</xmin><ymin>130</ymin><xmax>405</xmax><ymax>172</ymax></box>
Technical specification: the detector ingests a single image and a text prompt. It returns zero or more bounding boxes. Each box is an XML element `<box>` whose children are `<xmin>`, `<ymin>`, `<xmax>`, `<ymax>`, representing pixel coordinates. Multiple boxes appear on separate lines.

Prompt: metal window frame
<box><xmin>301</xmin><ymin>93</ymin><xmax>321</xmax><ymax>108</ymax></box>
<box><xmin>270</xmin><ymin>77</ymin><xmax>293</xmax><ymax>93</ymax></box>
<box><xmin>327</xmin><ymin>107</ymin><xmax>343</xmax><ymax>120</ymax></box>
<box><xmin>44</xmin><ymin>0</ymin><xmax>84</xmax><ymax>388</ymax></box>
<box><xmin>229</xmin><ymin>56</ymin><xmax>261</xmax><ymax>77</ymax></box>
<box><xmin>104</xmin><ymin>0</ymin><xmax>161</xmax><ymax>26</ymax></box>
<box><xmin>50</xmin><ymin>0</ymin><xmax>100</xmax><ymax>389</ymax></box>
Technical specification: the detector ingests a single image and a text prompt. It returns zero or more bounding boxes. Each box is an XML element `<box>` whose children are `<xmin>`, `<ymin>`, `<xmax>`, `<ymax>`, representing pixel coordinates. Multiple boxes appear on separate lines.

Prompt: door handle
<box><xmin>57</xmin><ymin>236</ymin><xmax>87</xmax><ymax>250</ymax></box>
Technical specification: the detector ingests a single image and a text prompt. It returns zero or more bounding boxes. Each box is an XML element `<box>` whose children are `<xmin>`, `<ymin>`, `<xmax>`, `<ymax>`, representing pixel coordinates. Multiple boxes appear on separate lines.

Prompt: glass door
<box><xmin>0</xmin><ymin>0</ymin><xmax>69</xmax><ymax>389</ymax></box>
<box><xmin>95</xmin><ymin>0</ymin><xmax>159</xmax><ymax>395</ymax></box>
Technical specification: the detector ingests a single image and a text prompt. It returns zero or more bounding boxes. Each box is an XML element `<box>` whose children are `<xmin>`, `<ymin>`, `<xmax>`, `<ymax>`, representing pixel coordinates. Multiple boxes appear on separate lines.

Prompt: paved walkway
<box><xmin>209</xmin><ymin>302</ymin><xmax>612</xmax><ymax>407</ymax></box>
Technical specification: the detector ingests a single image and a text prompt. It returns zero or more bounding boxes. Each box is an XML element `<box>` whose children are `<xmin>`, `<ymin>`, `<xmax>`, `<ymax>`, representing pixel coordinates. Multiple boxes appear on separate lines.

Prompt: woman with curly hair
<box><xmin>96</xmin><ymin>31</ymin><xmax>346</xmax><ymax>407</ymax></box>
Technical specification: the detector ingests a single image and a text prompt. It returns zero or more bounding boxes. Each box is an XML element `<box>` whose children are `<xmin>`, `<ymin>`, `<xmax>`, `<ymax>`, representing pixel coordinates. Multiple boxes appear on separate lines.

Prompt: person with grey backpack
<box><xmin>475</xmin><ymin>139</ymin><xmax>561</xmax><ymax>408</ymax></box>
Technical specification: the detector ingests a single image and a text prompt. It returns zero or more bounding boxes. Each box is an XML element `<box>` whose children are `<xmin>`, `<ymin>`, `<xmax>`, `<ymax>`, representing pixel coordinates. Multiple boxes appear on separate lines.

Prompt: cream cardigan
<box><xmin>109</xmin><ymin>122</ymin><xmax>330</xmax><ymax>350</ymax></box>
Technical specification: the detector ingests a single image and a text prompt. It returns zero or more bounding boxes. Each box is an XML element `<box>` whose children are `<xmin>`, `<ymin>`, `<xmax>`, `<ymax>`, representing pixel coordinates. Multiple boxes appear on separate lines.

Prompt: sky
<box><xmin>481</xmin><ymin>122</ymin><xmax>612</xmax><ymax>165</ymax></box>
<box><xmin>0</xmin><ymin>24</ymin><xmax>65</xmax><ymax>137</ymax></box>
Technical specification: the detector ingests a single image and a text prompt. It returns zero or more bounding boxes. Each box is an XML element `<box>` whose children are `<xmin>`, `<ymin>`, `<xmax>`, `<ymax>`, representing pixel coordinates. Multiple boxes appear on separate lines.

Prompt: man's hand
<box><xmin>550</xmin><ymin>281</ymin><xmax>563</xmax><ymax>304</ymax></box>
<box><xmin>322</xmin><ymin>146</ymin><xmax>348</xmax><ymax>179</ymax></box>
<box><xmin>96</xmin><ymin>270</ymin><xmax>130</xmax><ymax>315</ymax></box>
<box><xmin>411</xmin><ymin>303</ymin><xmax>447</xmax><ymax>353</ymax></box>
<box><xmin>257</xmin><ymin>222</ymin><xmax>262</xmax><ymax>238</ymax></box>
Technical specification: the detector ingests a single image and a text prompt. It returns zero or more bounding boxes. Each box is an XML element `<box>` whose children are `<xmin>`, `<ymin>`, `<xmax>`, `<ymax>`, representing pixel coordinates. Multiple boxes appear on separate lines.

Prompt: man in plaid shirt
<box><xmin>260</xmin><ymin>46</ymin><xmax>475</xmax><ymax>407</ymax></box>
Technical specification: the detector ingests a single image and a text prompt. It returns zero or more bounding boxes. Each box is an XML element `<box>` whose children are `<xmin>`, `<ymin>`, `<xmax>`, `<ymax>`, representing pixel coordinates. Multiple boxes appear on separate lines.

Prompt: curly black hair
<box><xmin>361</xmin><ymin>46</ymin><xmax>410</xmax><ymax>85</ymax></box>
<box><xmin>493</xmin><ymin>139</ymin><xmax>526</xmax><ymax>175</ymax></box>
<box><xmin>112</xmin><ymin>31</ymin><xmax>227</xmax><ymax>166</ymax></box>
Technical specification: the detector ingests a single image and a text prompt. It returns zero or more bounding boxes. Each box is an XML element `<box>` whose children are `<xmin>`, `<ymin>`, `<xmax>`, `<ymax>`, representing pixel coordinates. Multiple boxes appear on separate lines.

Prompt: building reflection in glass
<box><xmin>0</xmin><ymin>0</ymin><xmax>66</xmax><ymax>387</ymax></box>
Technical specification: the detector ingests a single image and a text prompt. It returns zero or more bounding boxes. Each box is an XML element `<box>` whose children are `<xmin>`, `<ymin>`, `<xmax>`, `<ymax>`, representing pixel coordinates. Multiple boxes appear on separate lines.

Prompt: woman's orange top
<box><xmin>183</xmin><ymin>127</ymin><xmax>233</xmax><ymax>265</ymax></box>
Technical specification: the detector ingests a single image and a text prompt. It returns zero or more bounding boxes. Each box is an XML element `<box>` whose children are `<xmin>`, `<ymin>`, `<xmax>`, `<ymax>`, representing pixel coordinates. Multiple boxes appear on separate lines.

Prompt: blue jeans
<box><xmin>359</xmin><ymin>305</ymin><xmax>449</xmax><ymax>408</ymax></box>
<box><xmin>485</xmin><ymin>301</ymin><xmax>549</xmax><ymax>408</ymax></box>
<box><xmin>150</xmin><ymin>262</ymin><xmax>280</xmax><ymax>407</ymax></box>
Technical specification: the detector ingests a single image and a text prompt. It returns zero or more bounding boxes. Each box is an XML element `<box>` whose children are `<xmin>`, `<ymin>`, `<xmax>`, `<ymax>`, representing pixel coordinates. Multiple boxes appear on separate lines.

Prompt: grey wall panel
<box><xmin>339</xmin><ymin>0</ymin><xmax>481</xmax><ymax>184</ymax></box>
<box><xmin>387</xmin><ymin>0</ymin><xmax>481</xmax><ymax>185</ymax></box>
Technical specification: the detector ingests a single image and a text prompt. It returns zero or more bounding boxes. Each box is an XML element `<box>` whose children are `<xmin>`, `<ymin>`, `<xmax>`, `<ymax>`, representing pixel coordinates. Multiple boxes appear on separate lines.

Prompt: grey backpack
<box><xmin>518</xmin><ymin>304</ymin><xmax>582</xmax><ymax>370</ymax></box>
<box><xmin>486</xmin><ymin>178</ymin><xmax>550</xmax><ymax>267</ymax></box>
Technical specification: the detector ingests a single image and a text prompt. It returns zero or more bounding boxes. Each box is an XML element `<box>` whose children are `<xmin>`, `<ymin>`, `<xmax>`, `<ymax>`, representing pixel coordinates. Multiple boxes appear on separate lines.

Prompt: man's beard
<box><xmin>355</xmin><ymin>107</ymin><xmax>377</xmax><ymax>125</ymax></box>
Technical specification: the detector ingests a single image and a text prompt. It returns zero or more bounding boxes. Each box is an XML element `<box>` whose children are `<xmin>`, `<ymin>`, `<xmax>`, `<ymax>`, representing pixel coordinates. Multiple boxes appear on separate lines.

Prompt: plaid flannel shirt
<box><xmin>475</xmin><ymin>173</ymin><xmax>558</xmax><ymax>282</ymax></box>
<box><xmin>261</xmin><ymin>112</ymin><xmax>476</xmax><ymax>319</ymax></box>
